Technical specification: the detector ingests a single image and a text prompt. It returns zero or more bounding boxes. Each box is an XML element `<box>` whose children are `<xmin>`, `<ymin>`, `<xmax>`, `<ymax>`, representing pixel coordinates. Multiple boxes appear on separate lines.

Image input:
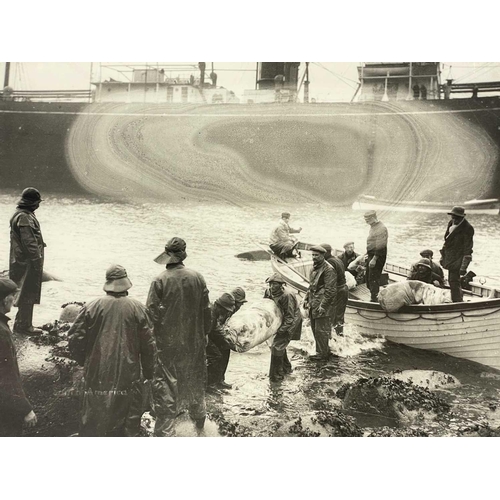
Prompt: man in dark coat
<box><xmin>364</xmin><ymin>210</ymin><xmax>389</xmax><ymax>302</ymax></box>
<box><xmin>264</xmin><ymin>273</ymin><xmax>302</xmax><ymax>381</ymax></box>
<box><xmin>206</xmin><ymin>293</ymin><xmax>235</xmax><ymax>391</ymax></box>
<box><xmin>9</xmin><ymin>187</ymin><xmax>46</xmax><ymax>335</ymax></box>
<box><xmin>321</xmin><ymin>244</ymin><xmax>349</xmax><ymax>336</ymax></box>
<box><xmin>304</xmin><ymin>245</ymin><xmax>336</xmax><ymax>361</ymax></box>
<box><xmin>147</xmin><ymin>237</ymin><xmax>212</xmax><ymax>436</ymax></box>
<box><xmin>68</xmin><ymin>265</ymin><xmax>156</xmax><ymax>437</ymax></box>
<box><xmin>408</xmin><ymin>258</ymin><xmax>444</xmax><ymax>287</ymax></box>
<box><xmin>0</xmin><ymin>278</ymin><xmax>38</xmax><ymax>436</ymax></box>
<box><xmin>440</xmin><ymin>206</ymin><xmax>474</xmax><ymax>302</ymax></box>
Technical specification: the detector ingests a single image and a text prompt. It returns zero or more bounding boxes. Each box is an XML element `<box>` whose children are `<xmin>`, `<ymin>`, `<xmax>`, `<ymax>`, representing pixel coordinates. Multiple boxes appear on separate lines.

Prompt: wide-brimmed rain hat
<box><xmin>231</xmin><ymin>287</ymin><xmax>247</xmax><ymax>303</ymax></box>
<box><xmin>215</xmin><ymin>292</ymin><xmax>235</xmax><ymax>313</ymax></box>
<box><xmin>447</xmin><ymin>206</ymin><xmax>466</xmax><ymax>217</ymax></box>
<box><xmin>266</xmin><ymin>273</ymin><xmax>286</xmax><ymax>284</ymax></box>
<box><xmin>103</xmin><ymin>264</ymin><xmax>132</xmax><ymax>293</ymax></box>
<box><xmin>17</xmin><ymin>187</ymin><xmax>43</xmax><ymax>206</ymax></box>
<box><xmin>154</xmin><ymin>237</ymin><xmax>188</xmax><ymax>265</ymax></box>
<box><xmin>416</xmin><ymin>258</ymin><xmax>432</xmax><ymax>270</ymax></box>
<box><xmin>0</xmin><ymin>278</ymin><xmax>18</xmax><ymax>300</ymax></box>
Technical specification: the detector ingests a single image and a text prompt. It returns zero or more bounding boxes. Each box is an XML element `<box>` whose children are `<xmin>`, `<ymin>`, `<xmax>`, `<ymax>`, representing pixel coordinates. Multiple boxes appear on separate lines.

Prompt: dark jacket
<box><xmin>366</xmin><ymin>221</ymin><xmax>388</xmax><ymax>256</ymax></box>
<box><xmin>440</xmin><ymin>218</ymin><xmax>474</xmax><ymax>271</ymax></box>
<box><xmin>409</xmin><ymin>261</ymin><xmax>445</xmax><ymax>286</ymax></box>
<box><xmin>147</xmin><ymin>263</ymin><xmax>212</xmax><ymax>413</ymax></box>
<box><xmin>326</xmin><ymin>255</ymin><xmax>347</xmax><ymax>286</ymax></box>
<box><xmin>208</xmin><ymin>305</ymin><xmax>233</xmax><ymax>351</ymax></box>
<box><xmin>68</xmin><ymin>293</ymin><xmax>156</xmax><ymax>437</ymax></box>
<box><xmin>306</xmin><ymin>261</ymin><xmax>336</xmax><ymax>319</ymax></box>
<box><xmin>265</xmin><ymin>288</ymin><xmax>302</xmax><ymax>341</ymax></box>
<box><xmin>339</xmin><ymin>251</ymin><xmax>359</xmax><ymax>270</ymax></box>
<box><xmin>0</xmin><ymin>313</ymin><xmax>33</xmax><ymax>433</ymax></box>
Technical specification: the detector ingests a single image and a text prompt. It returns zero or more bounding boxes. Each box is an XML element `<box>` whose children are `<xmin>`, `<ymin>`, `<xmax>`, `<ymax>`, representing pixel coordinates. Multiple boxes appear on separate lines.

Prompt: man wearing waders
<box><xmin>264</xmin><ymin>273</ymin><xmax>302</xmax><ymax>381</ymax></box>
<box><xmin>147</xmin><ymin>237</ymin><xmax>212</xmax><ymax>436</ymax></box>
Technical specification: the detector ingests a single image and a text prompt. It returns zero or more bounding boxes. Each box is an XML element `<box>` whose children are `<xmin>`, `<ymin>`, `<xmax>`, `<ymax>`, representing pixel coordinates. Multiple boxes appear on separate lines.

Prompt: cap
<box><xmin>215</xmin><ymin>292</ymin><xmax>236</xmax><ymax>313</ymax></box>
<box><xmin>420</xmin><ymin>249</ymin><xmax>434</xmax><ymax>258</ymax></box>
<box><xmin>343</xmin><ymin>241</ymin><xmax>355</xmax><ymax>248</ymax></box>
<box><xmin>266</xmin><ymin>272</ymin><xmax>286</xmax><ymax>284</ymax></box>
<box><xmin>320</xmin><ymin>243</ymin><xmax>332</xmax><ymax>255</ymax></box>
<box><xmin>416</xmin><ymin>258</ymin><xmax>432</xmax><ymax>270</ymax></box>
<box><xmin>447</xmin><ymin>206</ymin><xmax>466</xmax><ymax>217</ymax></box>
<box><xmin>310</xmin><ymin>245</ymin><xmax>326</xmax><ymax>254</ymax></box>
<box><xmin>0</xmin><ymin>278</ymin><xmax>18</xmax><ymax>300</ymax></box>
<box><xmin>103</xmin><ymin>264</ymin><xmax>132</xmax><ymax>293</ymax></box>
<box><xmin>231</xmin><ymin>287</ymin><xmax>247</xmax><ymax>303</ymax></box>
<box><xmin>364</xmin><ymin>210</ymin><xmax>377</xmax><ymax>218</ymax></box>
<box><xmin>281</xmin><ymin>212</ymin><xmax>291</xmax><ymax>218</ymax></box>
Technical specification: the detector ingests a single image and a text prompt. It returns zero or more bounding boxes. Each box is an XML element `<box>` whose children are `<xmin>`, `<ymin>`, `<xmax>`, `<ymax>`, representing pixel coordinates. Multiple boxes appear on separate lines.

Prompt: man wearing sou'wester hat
<box><xmin>67</xmin><ymin>265</ymin><xmax>157</xmax><ymax>436</ymax></box>
<box><xmin>440</xmin><ymin>206</ymin><xmax>474</xmax><ymax>302</ymax></box>
<box><xmin>147</xmin><ymin>237</ymin><xmax>212</xmax><ymax>436</ymax></box>
<box><xmin>9</xmin><ymin>187</ymin><xmax>46</xmax><ymax>335</ymax></box>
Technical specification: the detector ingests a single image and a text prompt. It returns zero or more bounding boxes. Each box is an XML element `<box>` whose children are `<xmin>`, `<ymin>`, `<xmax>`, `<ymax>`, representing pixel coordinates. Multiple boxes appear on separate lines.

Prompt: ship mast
<box><xmin>4</xmin><ymin>62</ymin><xmax>11</xmax><ymax>87</ymax></box>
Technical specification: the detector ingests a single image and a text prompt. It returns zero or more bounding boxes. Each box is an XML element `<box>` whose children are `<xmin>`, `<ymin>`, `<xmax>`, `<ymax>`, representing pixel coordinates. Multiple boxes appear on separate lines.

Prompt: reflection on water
<box><xmin>1</xmin><ymin>193</ymin><xmax>500</xmax><ymax>435</ymax></box>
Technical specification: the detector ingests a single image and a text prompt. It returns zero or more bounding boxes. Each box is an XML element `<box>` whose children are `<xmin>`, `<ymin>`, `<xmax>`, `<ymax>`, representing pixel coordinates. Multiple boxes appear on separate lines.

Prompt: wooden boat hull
<box><xmin>270</xmin><ymin>246</ymin><xmax>500</xmax><ymax>371</ymax></box>
<box><xmin>352</xmin><ymin>195</ymin><xmax>500</xmax><ymax>215</ymax></box>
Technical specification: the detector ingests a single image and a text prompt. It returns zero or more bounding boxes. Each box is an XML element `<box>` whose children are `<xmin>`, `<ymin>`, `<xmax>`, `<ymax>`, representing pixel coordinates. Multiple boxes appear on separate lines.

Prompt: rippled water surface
<box><xmin>2</xmin><ymin>193</ymin><xmax>500</xmax><ymax>436</ymax></box>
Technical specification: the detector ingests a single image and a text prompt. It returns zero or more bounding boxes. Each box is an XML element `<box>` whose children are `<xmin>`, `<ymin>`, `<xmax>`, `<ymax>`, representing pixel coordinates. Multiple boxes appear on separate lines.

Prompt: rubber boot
<box><xmin>282</xmin><ymin>350</ymin><xmax>292</xmax><ymax>374</ymax></box>
<box><xmin>269</xmin><ymin>355</ymin><xmax>284</xmax><ymax>382</ymax></box>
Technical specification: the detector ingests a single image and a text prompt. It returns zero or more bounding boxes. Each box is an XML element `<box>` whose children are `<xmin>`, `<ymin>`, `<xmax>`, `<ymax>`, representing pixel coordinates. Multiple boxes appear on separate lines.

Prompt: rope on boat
<box><xmin>352</xmin><ymin>306</ymin><xmax>500</xmax><ymax>322</ymax></box>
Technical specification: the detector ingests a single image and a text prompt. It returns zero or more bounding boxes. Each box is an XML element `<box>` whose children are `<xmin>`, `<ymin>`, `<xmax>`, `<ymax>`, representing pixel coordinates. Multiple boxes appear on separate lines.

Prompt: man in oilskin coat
<box><xmin>147</xmin><ymin>237</ymin><xmax>212</xmax><ymax>436</ymax></box>
<box><xmin>68</xmin><ymin>265</ymin><xmax>156</xmax><ymax>437</ymax></box>
<box><xmin>9</xmin><ymin>187</ymin><xmax>46</xmax><ymax>335</ymax></box>
<box><xmin>440</xmin><ymin>206</ymin><xmax>474</xmax><ymax>302</ymax></box>
<box><xmin>0</xmin><ymin>278</ymin><xmax>38</xmax><ymax>436</ymax></box>
<box><xmin>264</xmin><ymin>273</ymin><xmax>302</xmax><ymax>381</ymax></box>
<box><xmin>304</xmin><ymin>245</ymin><xmax>336</xmax><ymax>361</ymax></box>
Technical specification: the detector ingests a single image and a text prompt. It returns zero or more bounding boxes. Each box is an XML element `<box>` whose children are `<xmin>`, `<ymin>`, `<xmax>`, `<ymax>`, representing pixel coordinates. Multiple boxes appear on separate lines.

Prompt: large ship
<box><xmin>1</xmin><ymin>61</ymin><xmax>500</xmax><ymax>205</ymax></box>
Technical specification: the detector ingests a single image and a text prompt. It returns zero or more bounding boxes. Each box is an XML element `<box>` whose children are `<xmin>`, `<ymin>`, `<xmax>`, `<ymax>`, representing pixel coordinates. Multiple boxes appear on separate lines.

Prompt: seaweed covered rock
<box><xmin>365</xmin><ymin>426</ymin><xmax>429</xmax><ymax>437</ymax></box>
<box><xmin>338</xmin><ymin>376</ymin><xmax>451</xmax><ymax>423</ymax></box>
<box><xmin>391</xmin><ymin>370</ymin><xmax>460</xmax><ymax>390</ymax></box>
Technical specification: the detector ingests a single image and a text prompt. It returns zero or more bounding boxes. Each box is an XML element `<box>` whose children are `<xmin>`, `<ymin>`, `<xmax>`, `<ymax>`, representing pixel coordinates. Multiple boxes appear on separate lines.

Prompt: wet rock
<box><xmin>391</xmin><ymin>370</ymin><xmax>460</xmax><ymax>390</ymax></box>
<box><xmin>365</xmin><ymin>426</ymin><xmax>429</xmax><ymax>437</ymax></box>
<box><xmin>338</xmin><ymin>376</ymin><xmax>451</xmax><ymax>424</ymax></box>
<box><xmin>457</xmin><ymin>422</ymin><xmax>500</xmax><ymax>437</ymax></box>
<box><xmin>207</xmin><ymin>411</ymin><xmax>254</xmax><ymax>437</ymax></box>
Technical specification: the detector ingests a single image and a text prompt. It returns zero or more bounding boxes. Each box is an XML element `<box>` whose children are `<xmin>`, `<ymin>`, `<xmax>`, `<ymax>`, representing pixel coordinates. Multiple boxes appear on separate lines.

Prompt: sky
<box><xmin>2</xmin><ymin>61</ymin><xmax>500</xmax><ymax>102</ymax></box>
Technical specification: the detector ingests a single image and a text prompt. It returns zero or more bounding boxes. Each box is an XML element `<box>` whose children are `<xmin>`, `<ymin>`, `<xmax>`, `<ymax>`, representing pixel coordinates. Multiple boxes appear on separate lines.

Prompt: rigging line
<box><xmin>454</xmin><ymin>62</ymin><xmax>494</xmax><ymax>83</ymax></box>
<box><xmin>311</xmin><ymin>62</ymin><xmax>358</xmax><ymax>90</ymax></box>
<box><xmin>458</xmin><ymin>64</ymin><xmax>499</xmax><ymax>85</ymax></box>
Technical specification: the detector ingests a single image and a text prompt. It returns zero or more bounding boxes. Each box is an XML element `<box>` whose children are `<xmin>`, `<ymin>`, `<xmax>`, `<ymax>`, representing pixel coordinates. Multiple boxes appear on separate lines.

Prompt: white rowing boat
<box><xmin>270</xmin><ymin>245</ymin><xmax>500</xmax><ymax>371</ymax></box>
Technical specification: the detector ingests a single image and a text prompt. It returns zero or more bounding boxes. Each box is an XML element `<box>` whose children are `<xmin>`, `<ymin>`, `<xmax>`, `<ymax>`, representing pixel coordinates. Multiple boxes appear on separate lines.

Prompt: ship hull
<box><xmin>2</xmin><ymin>98</ymin><xmax>500</xmax><ymax>203</ymax></box>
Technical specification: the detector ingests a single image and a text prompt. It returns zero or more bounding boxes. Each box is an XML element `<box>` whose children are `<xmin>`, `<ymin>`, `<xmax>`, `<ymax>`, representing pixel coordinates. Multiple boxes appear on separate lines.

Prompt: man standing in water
<box><xmin>440</xmin><ymin>206</ymin><xmax>474</xmax><ymax>302</ymax></box>
<box><xmin>9</xmin><ymin>187</ymin><xmax>45</xmax><ymax>335</ymax></box>
<box><xmin>147</xmin><ymin>237</ymin><xmax>212</xmax><ymax>436</ymax></box>
<box><xmin>264</xmin><ymin>273</ymin><xmax>302</xmax><ymax>381</ymax></box>
<box><xmin>0</xmin><ymin>278</ymin><xmax>37</xmax><ymax>436</ymax></box>
<box><xmin>68</xmin><ymin>265</ymin><xmax>156</xmax><ymax>437</ymax></box>
<box><xmin>364</xmin><ymin>210</ymin><xmax>388</xmax><ymax>302</ymax></box>
<box><xmin>269</xmin><ymin>212</ymin><xmax>302</xmax><ymax>259</ymax></box>
<box><xmin>304</xmin><ymin>245</ymin><xmax>336</xmax><ymax>361</ymax></box>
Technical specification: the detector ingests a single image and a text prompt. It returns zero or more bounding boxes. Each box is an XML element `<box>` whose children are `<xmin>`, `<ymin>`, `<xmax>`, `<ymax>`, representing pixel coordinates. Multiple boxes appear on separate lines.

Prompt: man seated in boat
<box><xmin>419</xmin><ymin>249</ymin><xmax>445</xmax><ymax>286</ymax></box>
<box><xmin>408</xmin><ymin>258</ymin><xmax>443</xmax><ymax>287</ymax></box>
<box><xmin>347</xmin><ymin>254</ymin><xmax>368</xmax><ymax>284</ymax></box>
<box><xmin>269</xmin><ymin>212</ymin><xmax>302</xmax><ymax>260</ymax></box>
<box><xmin>338</xmin><ymin>241</ymin><xmax>359</xmax><ymax>271</ymax></box>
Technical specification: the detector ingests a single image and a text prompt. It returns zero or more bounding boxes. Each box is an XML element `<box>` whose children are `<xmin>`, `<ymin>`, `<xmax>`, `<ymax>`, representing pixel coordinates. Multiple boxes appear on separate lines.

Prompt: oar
<box><xmin>255</xmin><ymin>242</ymin><xmax>310</xmax><ymax>284</ymax></box>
